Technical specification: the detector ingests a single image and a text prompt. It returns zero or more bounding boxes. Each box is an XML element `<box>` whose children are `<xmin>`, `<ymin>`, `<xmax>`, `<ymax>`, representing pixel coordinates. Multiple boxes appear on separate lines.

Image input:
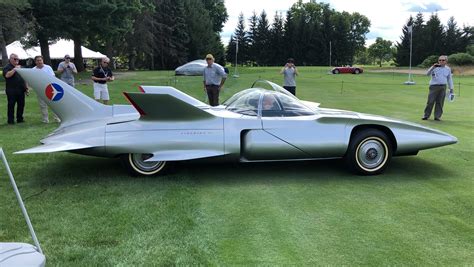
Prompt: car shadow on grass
<box><xmin>28</xmin><ymin>154</ymin><xmax>456</xmax><ymax>188</ymax></box>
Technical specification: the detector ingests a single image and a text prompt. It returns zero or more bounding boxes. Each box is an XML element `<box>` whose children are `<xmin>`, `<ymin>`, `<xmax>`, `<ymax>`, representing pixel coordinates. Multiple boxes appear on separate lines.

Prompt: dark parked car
<box><xmin>331</xmin><ymin>66</ymin><xmax>363</xmax><ymax>74</ymax></box>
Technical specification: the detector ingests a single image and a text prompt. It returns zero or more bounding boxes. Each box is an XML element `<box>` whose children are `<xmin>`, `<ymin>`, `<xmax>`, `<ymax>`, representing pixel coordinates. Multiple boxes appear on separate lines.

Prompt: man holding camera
<box><xmin>57</xmin><ymin>54</ymin><xmax>77</xmax><ymax>87</ymax></box>
<box><xmin>422</xmin><ymin>55</ymin><xmax>454</xmax><ymax>121</ymax></box>
<box><xmin>280</xmin><ymin>58</ymin><xmax>299</xmax><ymax>95</ymax></box>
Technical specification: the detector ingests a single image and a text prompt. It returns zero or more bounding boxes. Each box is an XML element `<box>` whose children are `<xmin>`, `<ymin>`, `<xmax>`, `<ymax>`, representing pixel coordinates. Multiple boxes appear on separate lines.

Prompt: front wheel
<box><xmin>353</xmin><ymin>69</ymin><xmax>360</xmax><ymax>74</ymax></box>
<box><xmin>345</xmin><ymin>129</ymin><xmax>392</xmax><ymax>175</ymax></box>
<box><xmin>333</xmin><ymin>69</ymin><xmax>340</xmax><ymax>74</ymax></box>
<box><xmin>121</xmin><ymin>153</ymin><xmax>167</xmax><ymax>176</ymax></box>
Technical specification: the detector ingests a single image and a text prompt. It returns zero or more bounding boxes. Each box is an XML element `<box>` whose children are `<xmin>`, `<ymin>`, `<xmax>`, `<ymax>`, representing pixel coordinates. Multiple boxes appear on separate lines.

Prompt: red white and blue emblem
<box><xmin>45</xmin><ymin>83</ymin><xmax>64</xmax><ymax>101</ymax></box>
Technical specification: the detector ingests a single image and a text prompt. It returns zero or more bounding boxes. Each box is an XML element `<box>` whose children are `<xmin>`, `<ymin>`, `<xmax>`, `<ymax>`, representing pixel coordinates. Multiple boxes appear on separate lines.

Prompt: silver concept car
<box><xmin>16</xmin><ymin>69</ymin><xmax>457</xmax><ymax>176</ymax></box>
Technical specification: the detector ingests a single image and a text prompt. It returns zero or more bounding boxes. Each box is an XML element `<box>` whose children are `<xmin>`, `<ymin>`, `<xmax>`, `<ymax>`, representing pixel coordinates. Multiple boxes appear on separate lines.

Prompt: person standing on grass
<box><xmin>57</xmin><ymin>54</ymin><xmax>77</xmax><ymax>87</ymax></box>
<box><xmin>33</xmin><ymin>55</ymin><xmax>61</xmax><ymax>123</ymax></box>
<box><xmin>280</xmin><ymin>58</ymin><xmax>298</xmax><ymax>96</ymax></box>
<box><xmin>2</xmin><ymin>53</ymin><xmax>28</xmax><ymax>125</ymax></box>
<box><xmin>203</xmin><ymin>54</ymin><xmax>227</xmax><ymax>106</ymax></box>
<box><xmin>92</xmin><ymin>57</ymin><xmax>114</xmax><ymax>105</ymax></box>
<box><xmin>422</xmin><ymin>55</ymin><xmax>454</xmax><ymax>121</ymax></box>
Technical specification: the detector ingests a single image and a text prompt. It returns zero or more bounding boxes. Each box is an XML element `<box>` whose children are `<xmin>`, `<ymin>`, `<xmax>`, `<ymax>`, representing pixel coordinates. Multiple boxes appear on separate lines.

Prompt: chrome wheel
<box><xmin>345</xmin><ymin>129</ymin><xmax>392</xmax><ymax>175</ymax></box>
<box><xmin>122</xmin><ymin>153</ymin><xmax>167</xmax><ymax>176</ymax></box>
<box><xmin>355</xmin><ymin>137</ymin><xmax>388</xmax><ymax>172</ymax></box>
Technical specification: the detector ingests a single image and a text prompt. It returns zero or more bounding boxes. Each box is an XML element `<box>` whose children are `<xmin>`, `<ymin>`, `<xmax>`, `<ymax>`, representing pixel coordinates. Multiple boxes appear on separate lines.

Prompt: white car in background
<box><xmin>175</xmin><ymin>59</ymin><xmax>226</xmax><ymax>76</ymax></box>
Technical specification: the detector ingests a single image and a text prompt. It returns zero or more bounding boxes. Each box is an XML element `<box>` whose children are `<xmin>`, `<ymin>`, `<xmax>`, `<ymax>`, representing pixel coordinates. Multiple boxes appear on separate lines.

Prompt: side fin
<box><xmin>123</xmin><ymin>91</ymin><xmax>214</xmax><ymax>121</ymax></box>
<box><xmin>17</xmin><ymin>69</ymin><xmax>112</xmax><ymax>126</ymax></box>
<box><xmin>15</xmin><ymin>142</ymin><xmax>92</xmax><ymax>154</ymax></box>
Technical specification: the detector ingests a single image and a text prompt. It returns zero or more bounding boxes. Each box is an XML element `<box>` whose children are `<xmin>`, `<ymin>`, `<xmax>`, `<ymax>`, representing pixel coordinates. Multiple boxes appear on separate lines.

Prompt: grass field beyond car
<box><xmin>1</xmin><ymin>67</ymin><xmax>473</xmax><ymax>265</ymax></box>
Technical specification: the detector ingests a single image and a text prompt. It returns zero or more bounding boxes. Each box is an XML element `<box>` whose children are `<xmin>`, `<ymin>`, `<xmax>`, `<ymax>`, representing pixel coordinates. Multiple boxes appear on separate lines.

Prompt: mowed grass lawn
<box><xmin>1</xmin><ymin>67</ymin><xmax>473</xmax><ymax>265</ymax></box>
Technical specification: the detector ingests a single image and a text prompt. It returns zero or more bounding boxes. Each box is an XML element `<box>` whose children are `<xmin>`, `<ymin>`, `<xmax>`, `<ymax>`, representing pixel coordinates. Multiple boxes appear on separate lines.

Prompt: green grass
<box><xmin>1</xmin><ymin>67</ymin><xmax>473</xmax><ymax>265</ymax></box>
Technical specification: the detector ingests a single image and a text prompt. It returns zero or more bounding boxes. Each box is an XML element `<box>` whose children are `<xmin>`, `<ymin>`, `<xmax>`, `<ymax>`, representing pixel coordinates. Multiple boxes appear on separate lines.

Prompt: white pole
<box><xmin>404</xmin><ymin>25</ymin><xmax>416</xmax><ymax>85</ymax></box>
<box><xmin>1</xmin><ymin>148</ymin><xmax>43</xmax><ymax>254</ymax></box>
<box><xmin>233</xmin><ymin>38</ymin><xmax>239</xmax><ymax>78</ymax></box>
<box><xmin>329</xmin><ymin>41</ymin><xmax>332</xmax><ymax>67</ymax></box>
<box><xmin>408</xmin><ymin>27</ymin><xmax>413</xmax><ymax>81</ymax></box>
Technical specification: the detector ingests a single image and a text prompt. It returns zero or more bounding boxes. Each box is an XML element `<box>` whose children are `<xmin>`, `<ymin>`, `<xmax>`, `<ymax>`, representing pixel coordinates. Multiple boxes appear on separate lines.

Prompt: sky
<box><xmin>221</xmin><ymin>0</ymin><xmax>473</xmax><ymax>46</ymax></box>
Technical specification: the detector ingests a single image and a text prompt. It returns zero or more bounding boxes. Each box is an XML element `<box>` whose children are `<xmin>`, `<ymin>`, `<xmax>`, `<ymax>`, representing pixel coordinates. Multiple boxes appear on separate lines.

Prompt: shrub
<box><xmin>466</xmin><ymin>45</ymin><xmax>474</xmax><ymax>56</ymax></box>
<box><xmin>447</xmin><ymin>53</ymin><xmax>474</xmax><ymax>66</ymax></box>
<box><xmin>418</xmin><ymin>55</ymin><xmax>439</xmax><ymax>68</ymax></box>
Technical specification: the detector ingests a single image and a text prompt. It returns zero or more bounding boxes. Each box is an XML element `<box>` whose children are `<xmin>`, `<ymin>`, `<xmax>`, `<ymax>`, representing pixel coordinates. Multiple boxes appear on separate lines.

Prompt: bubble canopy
<box><xmin>222</xmin><ymin>80</ymin><xmax>315</xmax><ymax>117</ymax></box>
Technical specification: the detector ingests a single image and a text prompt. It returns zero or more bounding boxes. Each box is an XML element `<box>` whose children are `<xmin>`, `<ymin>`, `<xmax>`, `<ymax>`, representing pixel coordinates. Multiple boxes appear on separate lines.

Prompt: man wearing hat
<box><xmin>203</xmin><ymin>54</ymin><xmax>227</xmax><ymax>106</ymax></box>
<box><xmin>57</xmin><ymin>54</ymin><xmax>78</xmax><ymax>86</ymax></box>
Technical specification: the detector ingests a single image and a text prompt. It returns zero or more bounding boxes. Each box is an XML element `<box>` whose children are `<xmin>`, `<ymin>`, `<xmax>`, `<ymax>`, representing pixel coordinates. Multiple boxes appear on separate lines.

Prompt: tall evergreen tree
<box><xmin>247</xmin><ymin>11</ymin><xmax>258</xmax><ymax>64</ymax></box>
<box><xmin>424</xmin><ymin>13</ymin><xmax>445</xmax><ymax>57</ymax></box>
<box><xmin>255</xmin><ymin>10</ymin><xmax>271</xmax><ymax>65</ymax></box>
<box><xmin>395</xmin><ymin>16</ymin><xmax>414</xmax><ymax>66</ymax></box>
<box><xmin>411</xmin><ymin>12</ymin><xmax>427</xmax><ymax>66</ymax></box>
<box><xmin>269</xmin><ymin>12</ymin><xmax>286</xmax><ymax>66</ymax></box>
<box><xmin>444</xmin><ymin>17</ymin><xmax>463</xmax><ymax>55</ymax></box>
<box><xmin>152</xmin><ymin>0</ymin><xmax>188</xmax><ymax>69</ymax></box>
<box><xmin>226</xmin><ymin>13</ymin><xmax>249</xmax><ymax>65</ymax></box>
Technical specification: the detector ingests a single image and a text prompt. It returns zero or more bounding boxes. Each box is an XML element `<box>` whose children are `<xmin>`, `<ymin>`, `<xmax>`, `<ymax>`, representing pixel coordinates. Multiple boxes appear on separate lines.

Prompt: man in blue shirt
<box><xmin>203</xmin><ymin>54</ymin><xmax>227</xmax><ymax>106</ymax></box>
<box><xmin>422</xmin><ymin>55</ymin><xmax>454</xmax><ymax>121</ymax></box>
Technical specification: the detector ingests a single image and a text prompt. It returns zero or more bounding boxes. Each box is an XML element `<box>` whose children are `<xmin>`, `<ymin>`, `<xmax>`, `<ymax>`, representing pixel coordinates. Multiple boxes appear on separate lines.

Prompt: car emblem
<box><xmin>45</xmin><ymin>83</ymin><xmax>64</xmax><ymax>101</ymax></box>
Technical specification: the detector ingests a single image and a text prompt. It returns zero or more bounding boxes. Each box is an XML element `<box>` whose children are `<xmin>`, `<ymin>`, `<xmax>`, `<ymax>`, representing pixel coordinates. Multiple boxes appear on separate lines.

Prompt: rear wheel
<box><xmin>353</xmin><ymin>69</ymin><xmax>360</xmax><ymax>74</ymax></box>
<box><xmin>121</xmin><ymin>153</ymin><xmax>167</xmax><ymax>176</ymax></box>
<box><xmin>345</xmin><ymin>129</ymin><xmax>392</xmax><ymax>175</ymax></box>
<box><xmin>333</xmin><ymin>69</ymin><xmax>340</xmax><ymax>74</ymax></box>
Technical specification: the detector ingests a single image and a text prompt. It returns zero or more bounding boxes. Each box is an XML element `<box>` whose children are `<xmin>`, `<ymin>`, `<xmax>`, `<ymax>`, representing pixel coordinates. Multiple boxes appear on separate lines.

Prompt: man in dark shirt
<box><xmin>91</xmin><ymin>57</ymin><xmax>114</xmax><ymax>105</ymax></box>
<box><xmin>3</xmin><ymin>53</ymin><xmax>28</xmax><ymax>124</ymax></box>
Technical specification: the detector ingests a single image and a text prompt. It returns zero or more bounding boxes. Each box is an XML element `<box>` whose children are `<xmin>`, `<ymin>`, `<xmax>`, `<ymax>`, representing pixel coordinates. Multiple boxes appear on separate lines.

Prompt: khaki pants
<box><xmin>37</xmin><ymin>96</ymin><xmax>60</xmax><ymax>123</ymax></box>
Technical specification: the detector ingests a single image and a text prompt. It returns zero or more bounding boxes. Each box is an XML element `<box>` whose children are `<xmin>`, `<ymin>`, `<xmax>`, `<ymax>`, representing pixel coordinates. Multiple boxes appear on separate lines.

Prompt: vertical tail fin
<box><xmin>17</xmin><ymin>69</ymin><xmax>112</xmax><ymax>126</ymax></box>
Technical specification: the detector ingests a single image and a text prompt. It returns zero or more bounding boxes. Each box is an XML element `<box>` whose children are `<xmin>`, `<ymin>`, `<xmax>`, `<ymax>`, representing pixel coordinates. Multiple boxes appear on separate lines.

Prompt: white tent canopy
<box><xmin>2</xmin><ymin>39</ymin><xmax>106</xmax><ymax>60</ymax></box>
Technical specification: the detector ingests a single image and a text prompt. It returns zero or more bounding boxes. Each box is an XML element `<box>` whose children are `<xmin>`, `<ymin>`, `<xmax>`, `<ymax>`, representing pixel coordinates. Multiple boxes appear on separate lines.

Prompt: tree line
<box><xmin>0</xmin><ymin>0</ymin><xmax>228</xmax><ymax>71</ymax></box>
<box><xmin>395</xmin><ymin>13</ymin><xmax>473</xmax><ymax>66</ymax></box>
<box><xmin>1</xmin><ymin>1</ymin><xmax>472</xmax><ymax>71</ymax></box>
<box><xmin>226</xmin><ymin>0</ymin><xmax>370</xmax><ymax>66</ymax></box>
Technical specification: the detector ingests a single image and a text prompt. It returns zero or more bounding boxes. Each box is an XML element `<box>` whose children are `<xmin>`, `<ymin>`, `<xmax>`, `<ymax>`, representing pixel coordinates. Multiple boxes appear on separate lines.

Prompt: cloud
<box><xmin>406</xmin><ymin>2</ymin><xmax>446</xmax><ymax>12</ymax></box>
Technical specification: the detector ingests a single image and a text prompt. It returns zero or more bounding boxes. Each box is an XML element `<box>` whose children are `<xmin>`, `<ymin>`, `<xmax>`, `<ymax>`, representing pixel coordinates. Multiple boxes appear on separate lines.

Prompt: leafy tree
<box><xmin>124</xmin><ymin>0</ymin><xmax>157</xmax><ymax>70</ymax></box>
<box><xmin>202</xmin><ymin>0</ymin><xmax>228</xmax><ymax>33</ymax></box>
<box><xmin>152</xmin><ymin>0</ymin><xmax>189</xmax><ymax>69</ymax></box>
<box><xmin>183</xmin><ymin>0</ymin><xmax>225</xmax><ymax>65</ymax></box>
<box><xmin>0</xmin><ymin>1</ymin><xmax>32</xmax><ymax>65</ymax></box>
<box><xmin>368</xmin><ymin>37</ymin><xmax>393</xmax><ymax>67</ymax></box>
<box><xmin>60</xmin><ymin>1</ymin><xmax>109</xmax><ymax>72</ymax></box>
<box><xmin>346</xmin><ymin>12</ymin><xmax>370</xmax><ymax>64</ymax></box>
<box><xmin>24</xmin><ymin>0</ymin><xmax>63</xmax><ymax>66</ymax></box>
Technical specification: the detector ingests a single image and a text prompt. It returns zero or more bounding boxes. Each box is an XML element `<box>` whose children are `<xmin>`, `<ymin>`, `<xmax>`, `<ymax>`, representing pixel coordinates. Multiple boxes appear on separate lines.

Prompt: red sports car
<box><xmin>331</xmin><ymin>66</ymin><xmax>363</xmax><ymax>74</ymax></box>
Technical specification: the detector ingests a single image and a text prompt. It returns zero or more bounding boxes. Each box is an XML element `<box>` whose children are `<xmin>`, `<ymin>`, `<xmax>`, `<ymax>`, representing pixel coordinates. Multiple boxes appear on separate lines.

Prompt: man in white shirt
<box><xmin>422</xmin><ymin>55</ymin><xmax>454</xmax><ymax>121</ymax></box>
<box><xmin>33</xmin><ymin>55</ymin><xmax>61</xmax><ymax>123</ymax></box>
